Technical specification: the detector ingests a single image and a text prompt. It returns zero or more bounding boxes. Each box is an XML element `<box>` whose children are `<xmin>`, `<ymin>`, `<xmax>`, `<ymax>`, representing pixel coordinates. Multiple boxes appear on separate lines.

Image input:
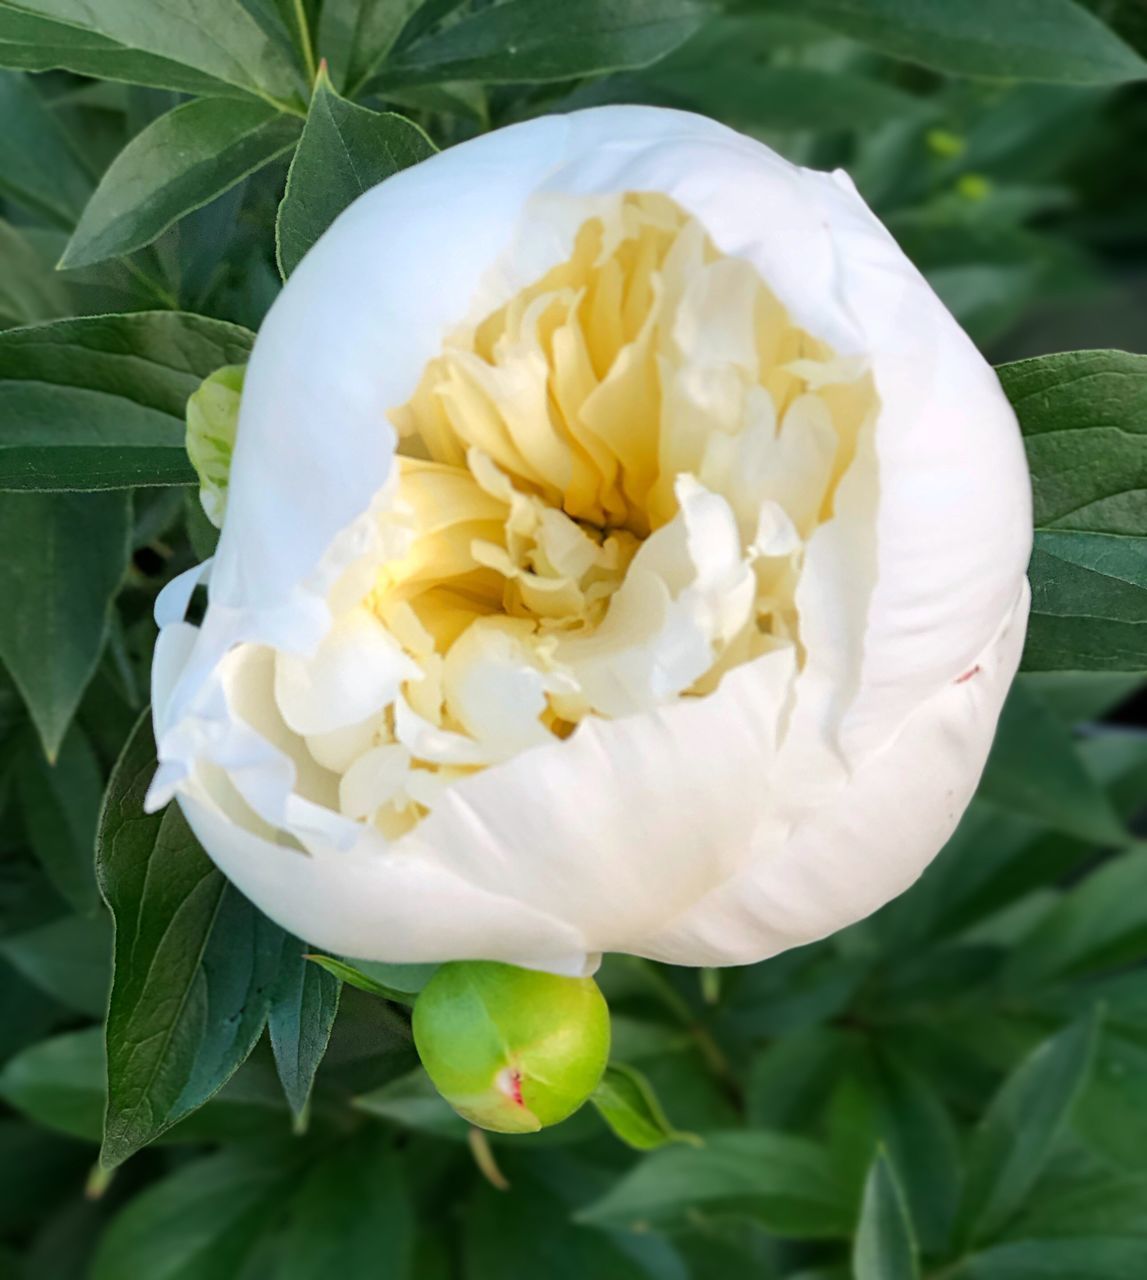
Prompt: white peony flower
<box><xmin>149</xmin><ymin>106</ymin><xmax>1031</xmax><ymax>977</ymax></box>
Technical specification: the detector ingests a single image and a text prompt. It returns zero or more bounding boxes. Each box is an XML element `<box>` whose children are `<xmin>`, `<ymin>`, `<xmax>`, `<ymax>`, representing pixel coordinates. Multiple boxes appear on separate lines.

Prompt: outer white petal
<box><xmin>152</xmin><ymin>105</ymin><xmax>1032</xmax><ymax>970</ymax></box>
<box><xmin>394</xmin><ymin>647</ymin><xmax>797</xmax><ymax>949</ymax></box>
<box><xmin>174</xmin><ymin>785</ymin><xmax>593</xmax><ymax>975</ymax></box>
<box><xmin>634</xmin><ymin>585</ymin><xmax>1030</xmax><ymax>964</ymax></box>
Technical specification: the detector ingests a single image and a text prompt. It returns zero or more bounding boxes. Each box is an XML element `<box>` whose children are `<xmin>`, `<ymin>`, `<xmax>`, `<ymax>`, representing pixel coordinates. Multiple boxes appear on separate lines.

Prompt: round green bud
<box><xmin>412</xmin><ymin>961</ymin><xmax>610</xmax><ymax>1134</ymax></box>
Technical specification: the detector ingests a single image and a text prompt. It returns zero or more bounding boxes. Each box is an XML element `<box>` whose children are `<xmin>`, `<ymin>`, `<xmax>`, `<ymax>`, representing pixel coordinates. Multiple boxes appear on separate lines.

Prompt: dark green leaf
<box><xmin>278</xmin><ymin>1132</ymin><xmax>413</xmax><ymax>1280</ymax></box>
<box><xmin>745</xmin><ymin>1027</ymin><xmax>848</xmax><ymax>1132</ymax></box>
<box><xmin>1</xmin><ymin>0</ymin><xmax>304</xmax><ymax>103</ymax></box>
<box><xmin>0</xmin><ymin>911</ymin><xmax>110</xmax><ymax>1016</ymax></box>
<box><xmin>0</xmin><ymin>490</ymin><xmax>131</xmax><ymax>758</ymax></box>
<box><xmin>977</xmin><ymin>679</ymin><xmax>1127</xmax><ymax>843</ymax></box>
<box><xmin>853</xmin><ymin>1150</ymin><xmax>919</xmax><ymax>1280</ymax></box>
<box><xmin>91</xmin><ymin>1147</ymin><xmax>301</xmax><ymax>1280</ymax></box>
<box><xmin>353</xmin><ymin>1066</ymin><xmax>468</xmax><ymax>1140</ymax></box>
<box><xmin>651</xmin><ymin>65</ymin><xmax>934</xmax><ymax>133</ymax></box>
<box><xmin>956</xmin><ymin>1008</ymin><xmax>1101</xmax><ymax>1245</ymax></box>
<box><xmin>0</xmin><ymin>312</ymin><xmax>254</xmax><ymax>492</ymax></box>
<box><xmin>268</xmin><ymin>938</ymin><xmax>341</xmax><ymax>1118</ymax></box>
<box><xmin>17</xmin><ymin>722</ymin><xmax>102</xmax><ymax>912</ymax></box>
<box><xmin>954</xmin><ymin>1237</ymin><xmax>1147</xmax><ymax>1279</ymax></box>
<box><xmin>302</xmin><ymin>954</ymin><xmax>431</xmax><ymax>1004</ymax></box>
<box><xmin>62</xmin><ymin>98</ymin><xmax>301</xmax><ymax>269</ymax></box>
<box><xmin>0</xmin><ymin>1027</ymin><xmax>290</xmax><ymax>1145</ymax></box>
<box><xmin>275</xmin><ymin>71</ymin><xmax>434</xmax><ymax>277</ymax></box>
<box><xmin>383</xmin><ymin>0</ymin><xmax>708</xmax><ymax>86</ymax></box>
<box><xmin>0</xmin><ymin>70</ymin><xmax>92</xmax><ymax>226</ymax></box>
<box><xmin>467</xmin><ymin>1171</ymin><xmax>657</xmax><ymax>1280</ymax></box>
<box><xmin>0</xmin><ymin>218</ymin><xmax>71</xmax><ymax>328</ymax></box>
<box><xmin>0</xmin><ymin>1027</ymin><xmax>107</xmax><ymax>1141</ymax></box>
<box><xmin>317</xmin><ymin>0</ymin><xmax>422</xmax><ymax>94</ymax></box>
<box><xmin>998</xmin><ymin>350</ymin><xmax>1147</xmax><ymax>672</ymax></box>
<box><xmin>579</xmin><ymin>1131</ymin><xmax>851</xmax><ymax>1237</ymax></box>
<box><xmin>1022</xmin><ymin>671</ymin><xmax>1145</xmax><ymax>723</ymax></box>
<box><xmin>1003</xmin><ymin>849</ymin><xmax>1147</xmax><ymax>989</ymax></box>
<box><xmin>0</xmin><ymin>7</ymin><xmax>251</xmax><ymax>94</ymax></box>
<box><xmin>1008</xmin><ymin>1172</ymin><xmax>1147</xmax><ymax>1239</ymax></box>
<box><xmin>1075</xmin><ymin>1030</ymin><xmax>1147</xmax><ymax>1171</ymax></box>
<box><xmin>302</xmin><ymin>954</ymin><xmax>412</xmax><ymax>1003</ymax></box>
<box><xmin>97</xmin><ymin>714</ymin><xmax>284</xmax><ymax>1167</ymax></box>
<box><xmin>763</xmin><ymin>0</ymin><xmax>1147</xmax><ymax>85</ymax></box>
<box><xmin>865</xmin><ymin>1052</ymin><xmax>963</xmax><ymax>1257</ymax></box>
<box><xmin>592</xmin><ymin>1062</ymin><xmax>700</xmax><ymax>1151</ymax></box>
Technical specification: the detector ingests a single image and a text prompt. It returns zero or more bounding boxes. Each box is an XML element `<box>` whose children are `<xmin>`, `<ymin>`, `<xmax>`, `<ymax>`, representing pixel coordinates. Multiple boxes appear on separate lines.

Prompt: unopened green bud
<box><xmin>412</xmin><ymin>961</ymin><xmax>610</xmax><ymax>1134</ymax></box>
<box><xmin>186</xmin><ymin>364</ymin><xmax>245</xmax><ymax>529</ymax></box>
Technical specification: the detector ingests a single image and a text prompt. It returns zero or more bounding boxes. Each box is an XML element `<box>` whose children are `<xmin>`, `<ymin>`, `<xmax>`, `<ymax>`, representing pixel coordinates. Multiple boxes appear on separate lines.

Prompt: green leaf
<box><xmin>0</xmin><ymin>7</ymin><xmax>251</xmax><ymax>95</ymax></box>
<box><xmin>0</xmin><ymin>70</ymin><xmax>92</xmax><ymax>226</ymax></box>
<box><xmin>579</xmin><ymin>1130</ymin><xmax>851</xmax><ymax>1238</ymax></box>
<box><xmin>1022</xmin><ymin>670</ymin><xmax>1145</xmax><ymax>724</ymax></box>
<box><xmin>649</xmin><ymin>65</ymin><xmax>934</xmax><ymax>134</ymax></box>
<box><xmin>956</xmin><ymin>1008</ymin><xmax>1102</xmax><ymax>1246</ymax></box>
<box><xmin>383</xmin><ymin>0</ymin><xmax>708</xmax><ymax>86</ymax></box>
<box><xmin>467</xmin><ymin>1171</ymin><xmax>659</xmax><ymax>1280</ymax></box>
<box><xmin>954</xmin><ymin>1237</ymin><xmax>1147</xmax><ymax>1279</ymax></box>
<box><xmin>592</xmin><ymin>1062</ymin><xmax>701</xmax><ymax>1151</ymax></box>
<box><xmin>745</xmin><ymin>1026</ymin><xmax>848</xmax><ymax>1131</ymax></box>
<box><xmin>762</xmin><ymin>0</ymin><xmax>1147</xmax><ymax>85</ymax></box>
<box><xmin>275</xmin><ymin>71</ymin><xmax>434</xmax><ymax>277</ymax></box>
<box><xmin>0</xmin><ymin>490</ymin><xmax>131</xmax><ymax>758</ymax></box>
<box><xmin>278</xmin><ymin>1132</ymin><xmax>413</xmax><ymax>1280</ymax></box>
<box><xmin>268</xmin><ymin>938</ymin><xmax>341</xmax><ymax>1119</ymax></box>
<box><xmin>302</xmin><ymin>954</ymin><xmax>429</xmax><ymax>1004</ymax></box>
<box><xmin>61</xmin><ymin>98</ymin><xmax>301</xmax><ymax>269</ymax></box>
<box><xmin>1003</xmin><ymin>848</ymin><xmax>1147</xmax><ymax>990</ymax></box>
<box><xmin>91</xmin><ymin>1147</ymin><xmax>301</xmax><ymax>1280</ymax></box>
<box><xmin>866</xmin><ymin>1052</ymin><xmax>963</xmax><ymax>1257</ymax></box>
<box><xmin>977</xmin><ymin>679</ymin><xmax>1127</xmax><ymax>843</ymax></box>
<box><xmin>1076</xmin><ymin>1030</ymin><xmax>1147</xmax><ymax>1171</ymax></box>
<box><xmin>0</xmin><ymin>1028</ymin><xmax>106</xmax><ymax>1143</ymax></box>
<box><xmin>1</xmin><ymin>0</ymin><xmax>304</xmax><ymax>104</ymax></box>
<box><xmin>853</xmin><ymin>1151</ymin><xmax>919</xmax><ymax>1280</ymax></box>
<box><xmin>353</xmin><ymin>1066</ymin><xmax>469</xmax><ymax>1140</ymax></box>
<box><xmin>97</xmin><ymin>713</ymin><xmax>285</xmax><ymax>1168</ymax></box>
<box><xmin>0</xmin><ymin>218</ymin><xmax>71</xmax><ymax>329</ymax></box>
<box><xmin>998</xmin><ymin>350</ymin><xmax>1147</xmax><ymax>673</ymax></box>
<box><xmin>0</xmin><ymin>312</ymin><xmax>254</xmax><ymax>492</ymax></box>
<box><xmin>0</xmin><ymin>912</ymin><xmax>110</xmax><ymax>1016</ymax></box>
<box><xmin>0</xmin><ymin>1027</ymin><xmax>290</xmax><ymax>1145</ymax></box>
<box><xmin>1008</xmin><ymin>1172</ymin><xmax>1147</xmax><ymax>1239</ymax></box>
<box><xmin>17</xmin><ymin>721</ymin><xmax>102</xmax><ymax>912</ymax></box>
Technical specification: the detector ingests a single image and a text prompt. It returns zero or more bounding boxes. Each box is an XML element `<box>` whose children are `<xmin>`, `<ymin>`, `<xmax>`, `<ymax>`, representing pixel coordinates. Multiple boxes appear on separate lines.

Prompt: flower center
<box><xmin>282</xmin><ymin>193</ymin><xmax>876</xmax><ymax>838</ymax></box>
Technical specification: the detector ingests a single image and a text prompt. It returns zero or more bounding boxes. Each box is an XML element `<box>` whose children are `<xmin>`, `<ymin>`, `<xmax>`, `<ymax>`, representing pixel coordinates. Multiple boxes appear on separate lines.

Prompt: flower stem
<box><xmin>468</xmin><ymin>1126</ymin><xmax>510</xmax><ymax>1191</ymax></box>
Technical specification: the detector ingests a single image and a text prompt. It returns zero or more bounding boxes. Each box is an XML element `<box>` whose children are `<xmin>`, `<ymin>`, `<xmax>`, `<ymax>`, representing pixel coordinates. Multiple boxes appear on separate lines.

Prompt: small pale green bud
<box><xmin>412</xmin><ymin>961</ymin><xmax>610</xmax><ymax>1134</ymax></box>
<box><xmin>186</xmin><ymin>364</ymin><xmax>245</xmax><ymax>529</ymax></box>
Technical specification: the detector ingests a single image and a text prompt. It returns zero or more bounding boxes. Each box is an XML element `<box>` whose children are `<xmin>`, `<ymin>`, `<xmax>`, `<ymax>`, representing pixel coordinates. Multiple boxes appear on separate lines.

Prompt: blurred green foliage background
<box><xmin>1</xmin><ymin>2</ymin><xmax>1146</xmax><ymax>1278</ymax></box>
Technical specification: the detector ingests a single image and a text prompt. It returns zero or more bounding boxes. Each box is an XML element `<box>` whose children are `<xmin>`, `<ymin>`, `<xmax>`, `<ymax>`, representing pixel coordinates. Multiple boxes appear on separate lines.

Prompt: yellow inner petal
<box><xmin>289</xmin><ymin>192</ymin><xmax>877</xmax><ymax>837</ymax></box>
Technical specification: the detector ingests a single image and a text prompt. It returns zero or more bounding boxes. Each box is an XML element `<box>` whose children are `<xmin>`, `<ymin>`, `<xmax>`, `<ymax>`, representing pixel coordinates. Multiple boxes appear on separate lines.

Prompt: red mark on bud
<box><xmin>955</xmin><ymin>664</ymin><xmax>982</xmax><ymax>685</ymax></box>
<box><xmin>497</xmin><ymin>1065</ymin><xmax>525</xmax><ymax>1108</ymax></box>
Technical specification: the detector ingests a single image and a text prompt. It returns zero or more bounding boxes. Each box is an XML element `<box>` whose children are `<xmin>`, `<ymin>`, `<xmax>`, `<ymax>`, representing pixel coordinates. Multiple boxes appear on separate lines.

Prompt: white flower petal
<box><xmin>175</xmin><ymin>787</ymin><xmax>592</xmax><ymax>973</ymax></box>
<box><xmin>274</xmin><ymin>607</ymin><xmax>420</xmax><ymax>736</ymax></box>
<box><xmin>635</xmin><ymin>585</ymin><xmax>1030</xmax><ymax>963</ymax></box>
<box><xmin>396</xmin><ymin>646</ymin><xmax>798</xmax><ymax>950</ymax></box>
